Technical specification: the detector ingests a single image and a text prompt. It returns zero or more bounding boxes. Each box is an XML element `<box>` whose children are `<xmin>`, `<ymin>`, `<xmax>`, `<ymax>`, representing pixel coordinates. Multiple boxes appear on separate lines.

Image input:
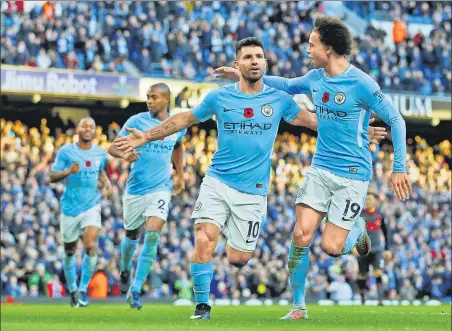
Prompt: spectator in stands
<box><xmin>2</xmin><ymin>1</ymin><xmax>449</xmax><ymax>95</ymax></box>
<box><xmin>327</xmin><ymin>274</ymin><xmax>353</xmax><ymax>301</ymax></box>
<box><xmin>399</xmin><ymin>279</ymin><xmax>417</xmax><ymax>301</ymax></box>
<box><xmin>393</xmin><ymin>16</ymin><xmax>408</xmax><ymax>46</ymax></box>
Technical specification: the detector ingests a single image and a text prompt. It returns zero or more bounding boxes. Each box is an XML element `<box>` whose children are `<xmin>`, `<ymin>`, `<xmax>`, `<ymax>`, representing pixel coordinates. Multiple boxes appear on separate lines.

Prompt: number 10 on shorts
<box><xmin>246</xmin><ymin>221</ymin><xmax>260</xmax><ymax>244</ymax></box>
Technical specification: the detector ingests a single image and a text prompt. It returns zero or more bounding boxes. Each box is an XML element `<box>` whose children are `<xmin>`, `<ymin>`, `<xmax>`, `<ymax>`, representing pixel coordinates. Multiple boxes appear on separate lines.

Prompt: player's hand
<box><xmin>69</xmin><ymin>162</ymin><xmax>80</xmax><ymax>174</ymax></box>
<box><xmin>172</xmin><ymin>176</ymin><xmax>185</xmax><ymax>196</ymax></box>
<box><xmin>122</xmin><ymin>151</ymin><xmax>142</xmax><ymax>163</ymax></box>
<box><xmin>368</xmin><ymin>118</ymin><xmax>387</xmax><ymax>144</ymax></box>
<box><xmin>388</xmin><ymin>172</ymin><xmax>412</xmax><ymax>200</ymax></box>
<box><xmin>114</xmin><ymin>127</ymin><xmax>147</xmax><ymax>154</ymax></box>
<box><xmin>214</xmin><ymin>66</ymin><xmax>240</xmax><ymax>81</ymax></box>
<box><xmin>384</xmin><ymin>250</ymin><xmax>392</xmax><ymax>261</ymax></box>
<box><xmin>102</xmin><ymin>180</ymin><xmax>113</xmax><ymax>197</ymax></box>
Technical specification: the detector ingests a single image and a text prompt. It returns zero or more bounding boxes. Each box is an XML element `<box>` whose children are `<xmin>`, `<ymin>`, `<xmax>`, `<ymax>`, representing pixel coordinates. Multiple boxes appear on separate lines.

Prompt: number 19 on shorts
<box><xmin>342</xmin><ymin>199</ymin><xmax>361</xmax><ymax>221</ymax></box>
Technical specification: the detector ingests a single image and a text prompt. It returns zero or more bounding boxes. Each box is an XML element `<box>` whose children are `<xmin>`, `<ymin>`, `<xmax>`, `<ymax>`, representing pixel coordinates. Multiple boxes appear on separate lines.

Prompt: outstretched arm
<box><xmin>289</xmin><ymin>107</ymin><xmax>318</xmax><ymax>131</ymax></box>
<box><xmin>288</xmin><ymin>108</ymin><xmax>387</xmax><ymax>143</ymax></box>
<box><xmin>114</xmin><ymin>111</ymin><xmax>199</xmax><ymax>153</ymax></box>
<box><xmin>214</xmin><ymin>66</ymin><xmax>314</xmax><ymax>95</ymax></box>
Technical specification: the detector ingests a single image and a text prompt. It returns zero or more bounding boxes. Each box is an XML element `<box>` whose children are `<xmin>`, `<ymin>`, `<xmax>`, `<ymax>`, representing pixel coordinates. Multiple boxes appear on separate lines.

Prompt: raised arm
<box><xmin>115</xmin><ymin>89</ymin><xmax>218</xmax><ymax>154</ymax></box>
<box><xmin>214</xmin><ymin>66</ymin><xmax>315</xmax><ymax>95</ymax></box>
<box><xmin>263</xmin><ymin>75</ymin><xmax>311</xmax><ymax>95</ymax></box>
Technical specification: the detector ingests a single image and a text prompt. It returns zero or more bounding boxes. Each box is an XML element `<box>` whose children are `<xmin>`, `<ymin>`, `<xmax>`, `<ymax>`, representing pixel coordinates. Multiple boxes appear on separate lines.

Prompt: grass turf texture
<box><xmin>1</xmin><ymin>304</ymin><xmax>450</xmax><ymax>331</ymax></box>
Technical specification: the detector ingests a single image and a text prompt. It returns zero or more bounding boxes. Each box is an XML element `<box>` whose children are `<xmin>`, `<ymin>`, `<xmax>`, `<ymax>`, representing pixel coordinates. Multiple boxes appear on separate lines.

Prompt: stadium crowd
<box><xmin>1</xmin><ymin>1</ymin><xmax>451</xmax><ymax>95</ymax></box>
<box><xmin>1</xmin><ymin>118</ymin><xmax>451</xmax><ymax>302</ymax></box>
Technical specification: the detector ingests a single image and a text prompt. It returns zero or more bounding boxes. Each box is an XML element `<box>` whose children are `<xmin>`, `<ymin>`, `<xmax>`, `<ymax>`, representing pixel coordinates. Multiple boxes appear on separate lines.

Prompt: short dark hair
<box><xmin>314</xmin><ymin>16</ymin><xmax>352</xmax><ymax>56</ymax></box>
<box><xmin>235</xmin><ymin>37</ymin><xmax>264</xmax><ymax>56</ymax></box>
<box><xmin>150</xmin><ymin>83</ymin><xmax>170</xmax><ymax>99</ymax></box>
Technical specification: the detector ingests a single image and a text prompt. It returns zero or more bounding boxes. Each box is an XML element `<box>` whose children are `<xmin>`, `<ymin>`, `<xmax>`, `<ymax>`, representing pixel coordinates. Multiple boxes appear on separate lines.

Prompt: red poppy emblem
<box><xmin>159</xmin><ymin>137</ymin><xmax>165</xmax><ymax>141</ymax></box>
<box><xmin>322</xmin><ymin>92</ymin><xmax>329</xmax><ymax>103</ymax></box>
<box><xmin>244</xmin><ymin>108</ymin><xmax>254</xmax><ymax>118</ymax></box>
<box><xmin>86</xmin><ymin>161</ymin><xmax>91</xmax><ymax>167</ymax></box>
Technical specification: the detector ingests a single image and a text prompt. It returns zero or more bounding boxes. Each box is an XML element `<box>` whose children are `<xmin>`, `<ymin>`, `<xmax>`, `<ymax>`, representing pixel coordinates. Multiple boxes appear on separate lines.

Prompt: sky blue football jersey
<box><xmin>192</xmin><ymin>83</ymin><xmax>301</xmax><ymax>195</ymax></box>
<box><xmin>264</xmin><ymin>64</ymin><xmax>406</xmax><ymax>181</ymax></box>
<box><xmin>120</xmin><ymin>111</ymin><xmax>186</xmax><ymax>195</ymax></box>
<box><xmin>51</xmin><ymin>143</ymin><xmax>107</xmax><ymax>216</ymax></box>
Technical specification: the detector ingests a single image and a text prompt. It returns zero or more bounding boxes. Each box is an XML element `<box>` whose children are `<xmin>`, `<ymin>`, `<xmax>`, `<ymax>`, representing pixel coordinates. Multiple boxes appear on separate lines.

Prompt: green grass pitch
<box><xmin>1</xmin><ymin>303</ymin><xmax>450</xmax><ymax>331</ymax></box>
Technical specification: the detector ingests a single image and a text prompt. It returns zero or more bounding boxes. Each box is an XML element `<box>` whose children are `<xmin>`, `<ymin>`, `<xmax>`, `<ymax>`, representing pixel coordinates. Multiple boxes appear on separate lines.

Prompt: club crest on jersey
<box><xmin>261</xmin><ymin>105</ymin><xmax>273</xmax><ymax>117</ymax></box>
<box><xmin>169</xmin><ymin>133</ymin><xmax>178</xmax><ymax>141</ymax></box>
<box><xmin>95</xmin><ymin>160</ymin><xmax>100</xmax><ymax>167</ymax></box>
<box><xmin>194</xmin><ymin>201</ymin><xmax>202</xmax><ymax>211</ymax></box>
<box><xmin>334</xmin><ymin>92</ymin><xmax>346</xmax><ymax>105</ymax></box>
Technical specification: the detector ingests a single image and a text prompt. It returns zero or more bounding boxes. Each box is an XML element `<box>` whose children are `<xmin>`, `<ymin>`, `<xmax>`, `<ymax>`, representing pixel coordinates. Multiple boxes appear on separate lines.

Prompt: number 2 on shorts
<box><xmin>158</xmin><ymin>199</ymin><xmax>166</xmax><ymax>211</ymax></box>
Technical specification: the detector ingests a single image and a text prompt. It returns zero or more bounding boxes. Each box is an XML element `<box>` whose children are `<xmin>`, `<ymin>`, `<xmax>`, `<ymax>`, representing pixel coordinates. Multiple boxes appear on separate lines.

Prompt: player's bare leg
<box><xmin>190</xmin><ymin>221</ymin><xmax>220</xmax><ymax>320</ymax></box>
<box><xmin>321</xmin><ymin>222</ymin><xmax>351</xmax><ymax>257</ymax></box>
<box><xmin>78</xmin><ymin>226</ymin><xmax>99</xmax><ymax>307</ymax></box>
<box><xmin>127</xmin><ymin>216</ymin><xmax>165</xmax><ymax>310</ymax></box>
<box><xmin>322</xmin><ymin>216</ymin><xmax>371</xmax><ymax>258</ymax></box>
<box><xmin>281</xmin><ymin>204</ymin><xmax>324</xmax><ymax>320</ymax></box>
<box><xmin>225</xmin><ymin>244</ymin><xmax>253</xmax><ymax>268</ymax></box>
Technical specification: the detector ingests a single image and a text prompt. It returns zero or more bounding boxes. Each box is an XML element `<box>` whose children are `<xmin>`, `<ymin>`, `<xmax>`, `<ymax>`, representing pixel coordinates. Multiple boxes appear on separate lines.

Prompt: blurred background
<box><xmin>1</xmin><ymin>1</ymin><xmax>451</xmax><ymax>304</ymax></box>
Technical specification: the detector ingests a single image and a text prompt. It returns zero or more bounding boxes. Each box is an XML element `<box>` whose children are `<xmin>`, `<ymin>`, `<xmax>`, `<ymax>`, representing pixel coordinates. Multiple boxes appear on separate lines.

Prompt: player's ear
<box><xmin>234</xmin><ymin>60</ymin><xmax>239</xmax><ymax>69</ymax></box>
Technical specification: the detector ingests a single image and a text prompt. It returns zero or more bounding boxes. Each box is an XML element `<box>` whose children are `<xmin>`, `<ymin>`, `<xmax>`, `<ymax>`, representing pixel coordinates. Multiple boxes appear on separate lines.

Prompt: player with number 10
<box><xmin>114</xmin><ymin>37</ymin><xmax>386</xmax><ymax>320</ymax></box>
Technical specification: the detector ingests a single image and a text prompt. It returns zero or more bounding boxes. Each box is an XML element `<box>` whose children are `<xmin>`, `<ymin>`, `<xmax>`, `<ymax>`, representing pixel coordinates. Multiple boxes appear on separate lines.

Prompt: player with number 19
<box><xmin>108</xmin><ymin>83</ymin><xmax>186</xmax><ymax>310</ymax></box>
<box><xmin>215</xmin><ymin>16</ymin><xmax>410</xmax><ymax>320</ymax></box>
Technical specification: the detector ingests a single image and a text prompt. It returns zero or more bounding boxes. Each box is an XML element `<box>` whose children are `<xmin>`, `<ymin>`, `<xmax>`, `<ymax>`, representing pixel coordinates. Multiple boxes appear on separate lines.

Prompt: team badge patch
<box><xmin>261</xmin><ymin>105</ymin><xmax>273</xmax><ymax>117</ymax></box>
<box><xmin>194</xmin><ymin>201</ymin><xmax>202</xmax><ymax>211</ymax></box>
<box><xmin>334</xmin><ymin>92</ymin><xmax>346</xmax><ymax>105</ymax></box>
